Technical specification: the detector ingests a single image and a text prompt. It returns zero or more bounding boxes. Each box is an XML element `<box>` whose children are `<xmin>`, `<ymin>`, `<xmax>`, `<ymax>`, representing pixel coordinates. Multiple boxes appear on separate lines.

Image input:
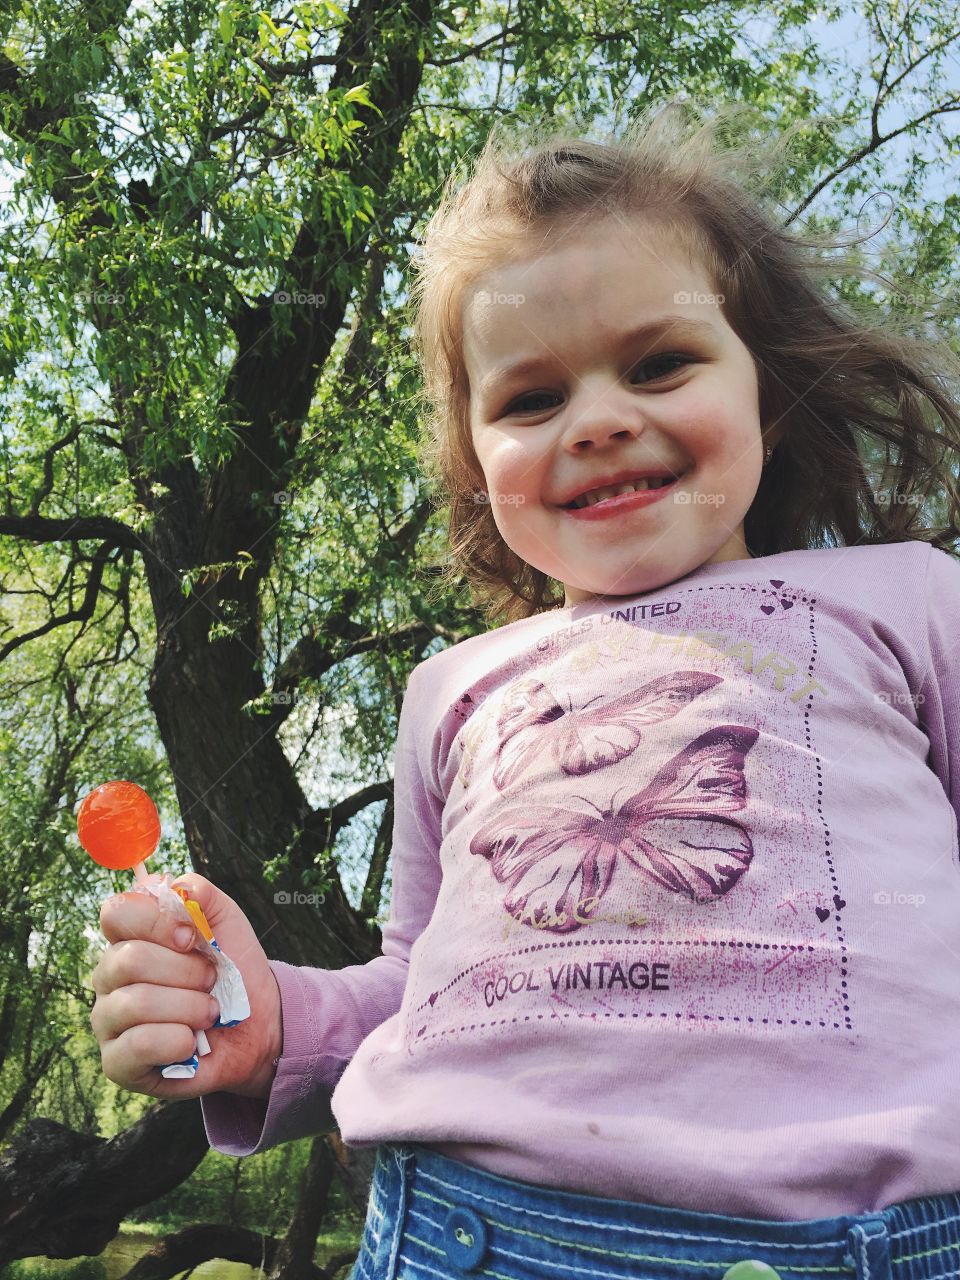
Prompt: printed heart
<box><xmin>833</xmin><ymin>895</ymin><xmax>846</xmax><ymax>910</ymax></box>
<box><xmin>428</xmin><ymin>991</ymin><xmax>438</xmax><ymax>1006</ymax></box>
<box><xmin>760</xmin><ymin>604</ymin><xmax>775</xmax><ymax>615</ymax></box>
<box><xmin>780</xmin><ymin>598</ymin><xmax>794</xmax><ymax>610</ymax></box>
<box><xmin>816</xmin><ymin>906</ymin><xmax>830</xmax><ymax>922</ymax></box>
<box><xmin>770</xmin><ymin>579</ymin><xmax>784</xmax><ymax>587</ymax></box>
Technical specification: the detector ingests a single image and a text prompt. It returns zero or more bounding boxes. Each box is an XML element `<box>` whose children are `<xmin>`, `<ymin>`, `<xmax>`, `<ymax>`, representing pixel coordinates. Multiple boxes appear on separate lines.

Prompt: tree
<box><xmin>1</xmin><ymin>0</ymin><xmax>958</xmax><ymax>1275</ymax></box>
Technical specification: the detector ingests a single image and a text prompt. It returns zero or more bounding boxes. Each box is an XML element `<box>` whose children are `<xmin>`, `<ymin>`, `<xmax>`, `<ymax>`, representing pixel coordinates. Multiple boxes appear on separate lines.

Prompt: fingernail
<box><xmin>209</xmin><ymin>998</ymin><xmax>220</xmax><ymax>1024</ymax></box>
<box><xmin>174</xmin><ymin>925</ymin><xmax>195</xmax><ymax>949</ymax></box>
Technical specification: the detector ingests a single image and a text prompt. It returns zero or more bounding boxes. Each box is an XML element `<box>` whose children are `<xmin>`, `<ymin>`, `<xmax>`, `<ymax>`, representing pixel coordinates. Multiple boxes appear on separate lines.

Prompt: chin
<box><xmin>565</xmin><ymin>573</ymin><xmax>670</xmax><ymax>603</ymax></box>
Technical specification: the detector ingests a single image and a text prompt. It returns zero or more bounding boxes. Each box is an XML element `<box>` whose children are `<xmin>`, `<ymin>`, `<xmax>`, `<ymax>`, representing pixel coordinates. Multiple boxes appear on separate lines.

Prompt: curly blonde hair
<box><xmin>406</xmin><ymin>100</ymin><xmax>960</xmax><ymax>625</ymax></box>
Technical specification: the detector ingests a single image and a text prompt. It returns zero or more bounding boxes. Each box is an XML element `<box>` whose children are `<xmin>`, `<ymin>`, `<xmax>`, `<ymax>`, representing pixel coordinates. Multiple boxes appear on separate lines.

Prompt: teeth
<box><xmin>572</xmin><ymin>477</ymin><xmax>672</xmax><ymax>509</ymax></box>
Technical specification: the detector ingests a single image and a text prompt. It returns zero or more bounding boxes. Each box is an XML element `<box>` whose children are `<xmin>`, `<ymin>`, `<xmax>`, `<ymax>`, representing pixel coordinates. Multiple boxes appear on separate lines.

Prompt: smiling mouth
<box><xmin>561</xmin><ymin>474</ymin><xmax>683</xmax><ymax>509</ymax></box>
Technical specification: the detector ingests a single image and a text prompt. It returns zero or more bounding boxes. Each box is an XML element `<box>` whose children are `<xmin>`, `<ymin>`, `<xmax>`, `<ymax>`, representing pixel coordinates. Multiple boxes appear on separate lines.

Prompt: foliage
<box><xmin>0</xmin><ymin>0</ymin><xmax>957</xmax><ymax>1257</ymax></box>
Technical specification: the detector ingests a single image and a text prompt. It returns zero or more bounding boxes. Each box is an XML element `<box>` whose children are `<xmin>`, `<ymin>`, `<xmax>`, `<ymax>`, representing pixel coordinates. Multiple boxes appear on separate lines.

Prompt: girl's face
<box><xmin>463</xmin><ymin>216</ymin><xmax>768</xmax><ymax>606</ymax></box>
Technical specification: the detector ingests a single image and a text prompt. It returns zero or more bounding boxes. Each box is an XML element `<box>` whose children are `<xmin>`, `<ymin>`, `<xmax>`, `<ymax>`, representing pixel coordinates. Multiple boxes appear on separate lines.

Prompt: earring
<box><xmin>763</xmin><ymin>442</ymin><xmax>774</xmax><ymax>465</ymax></box>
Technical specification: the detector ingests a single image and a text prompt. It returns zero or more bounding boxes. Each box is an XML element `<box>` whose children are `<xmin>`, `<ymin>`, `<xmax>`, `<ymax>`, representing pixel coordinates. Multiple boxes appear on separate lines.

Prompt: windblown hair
<box><xmin>406</xmin><ymin>100</ymin><xmax>960</xmax><ymax>624</ymax></box>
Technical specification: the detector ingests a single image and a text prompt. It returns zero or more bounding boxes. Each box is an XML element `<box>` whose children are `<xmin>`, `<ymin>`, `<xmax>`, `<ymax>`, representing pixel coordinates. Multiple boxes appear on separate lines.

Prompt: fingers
<box><xmin>91</xmin><ymin>981</ymin><xmax>220</xmax><ymax>1044</ymax></box>
<box><xmin>91</xmin><ymin>938</ymin><xmax>217</xmax><ymax>997</ymax></box>
<box><xmin>99</xmin><ymin>886</ymin><xmax>200</xmax><ymax>951</ymax></box>
<box><xmin>93</xmin><ymin>979</ymin><xmax>222</xmax><ymax>1094</ymax></box>
<box><xmin>90</xmin><ymin>875</ymin><xmax>266</xmax><ymax>1100</ymax></box>
<box><xmin>99</xmin><ymin>1022</ymin><xmax>204</xmax><ymax>1094</ymax></box>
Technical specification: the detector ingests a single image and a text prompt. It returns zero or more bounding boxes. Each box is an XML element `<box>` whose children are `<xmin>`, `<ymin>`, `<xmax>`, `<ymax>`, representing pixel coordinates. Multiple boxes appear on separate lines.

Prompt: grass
<box><xmin>1</xmin><ymin>1215</ymin><xmax>365</xmax><ymax>1280</ymax></box>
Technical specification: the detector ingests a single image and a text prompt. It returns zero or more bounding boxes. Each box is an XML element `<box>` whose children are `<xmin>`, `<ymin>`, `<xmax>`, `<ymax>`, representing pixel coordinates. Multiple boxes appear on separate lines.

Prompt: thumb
<box><xmin>168</xmin><ymin>873</ymin><xmax>236</xmax><ymax>941</ymax></box>
<box><xmin>168</xmin><ymin>873</ymin><xmax>264</xmax><ymax>970</ymax></box>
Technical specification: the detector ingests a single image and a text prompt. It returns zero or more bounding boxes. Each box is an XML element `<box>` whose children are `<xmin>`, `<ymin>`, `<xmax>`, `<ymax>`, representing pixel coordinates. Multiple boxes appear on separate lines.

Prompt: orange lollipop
<box><xmin>77</xmin><ymin>780</ymin><xmax>161</xmax><ymax>882</ymax></box>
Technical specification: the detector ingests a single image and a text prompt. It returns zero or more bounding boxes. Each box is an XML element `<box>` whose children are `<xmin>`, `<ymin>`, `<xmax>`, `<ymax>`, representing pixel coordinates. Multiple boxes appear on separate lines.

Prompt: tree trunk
<box><xmin>0</xmin><ymin>1101</ymin><xmax>208</xmax><ymax>1267</ymax></box>
<box><xmin>124</xmin><ymin>1222</ymin><xmax>356</xmax><ymax>1280</ymax></box>
<box><xmin>326</xmin><ymin>1134</ymin><xmax>378</xmax><ymax>1221</ymax></box>
<box><xmin>0</xmin><ymin>0</ymin><xmax>435</xmax><ymax>1265</ymax></box>
<box><xmin>268</xmin><ymin>1136</ymin><xmax>337</xmax><ymax>1280</ymax></box>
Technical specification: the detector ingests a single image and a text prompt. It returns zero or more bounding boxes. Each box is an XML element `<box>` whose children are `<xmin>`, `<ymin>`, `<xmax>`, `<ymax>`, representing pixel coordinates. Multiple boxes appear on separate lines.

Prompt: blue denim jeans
<box><xmin>346</xmin><ymin>1142</ymin><xmax>960</xmax><ymax>1280</ymax></box>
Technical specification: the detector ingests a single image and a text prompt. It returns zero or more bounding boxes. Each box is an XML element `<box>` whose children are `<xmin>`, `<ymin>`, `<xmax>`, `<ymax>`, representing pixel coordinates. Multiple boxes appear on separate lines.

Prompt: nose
<box><xmin>561</xmin><ymin>381</ymin><xmax>646</xmax><ymax>452</ymax></box>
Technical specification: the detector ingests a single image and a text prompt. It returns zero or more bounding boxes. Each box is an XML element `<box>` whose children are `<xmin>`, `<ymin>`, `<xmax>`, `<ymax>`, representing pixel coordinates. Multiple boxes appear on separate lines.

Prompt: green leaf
<box><xmin>343</xmin><ymin>84</ymin><xmax>373</xmax><ymax>108</ymax></box>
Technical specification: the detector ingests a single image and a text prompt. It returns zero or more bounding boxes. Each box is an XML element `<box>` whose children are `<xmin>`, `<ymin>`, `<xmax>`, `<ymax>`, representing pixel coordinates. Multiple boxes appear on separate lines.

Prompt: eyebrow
<box><xmin>476</xmin><ymin>315</ymin><xmax>721</xmax><ymax>401</ymax></box>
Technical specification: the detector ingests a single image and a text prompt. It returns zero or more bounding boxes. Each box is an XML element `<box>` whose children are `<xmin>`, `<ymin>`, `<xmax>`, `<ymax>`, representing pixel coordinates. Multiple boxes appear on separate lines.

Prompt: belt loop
<box><xmin>385</xmin><ymin>1146</ymin><xmax>415</xmax><ymax>1279</ymax></box>
<box><xmin>845</xmin><ymin>1214</ymin><xmax>891</xmax><ymax>1280</ymax></box>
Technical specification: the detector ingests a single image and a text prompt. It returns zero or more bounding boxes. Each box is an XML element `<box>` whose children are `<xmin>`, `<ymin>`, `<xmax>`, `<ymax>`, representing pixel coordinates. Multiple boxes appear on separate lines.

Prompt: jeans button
<box><xmin>442</xmin><ymin>1206</ymin><xmax>488</xmax><ymax>1270</ymax></box>
<box><xmin>721</xmin><ymin>1264</ymin><xmax>782</xmax><ymax>1280</ymax></box>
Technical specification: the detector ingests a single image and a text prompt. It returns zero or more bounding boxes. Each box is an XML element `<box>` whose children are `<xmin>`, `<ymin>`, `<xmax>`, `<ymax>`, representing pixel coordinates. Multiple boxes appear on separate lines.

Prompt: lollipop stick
<box><xmin>132</xmin><ymin>860</ymin><xmax>149</xmax><ymax>883</ymax></box>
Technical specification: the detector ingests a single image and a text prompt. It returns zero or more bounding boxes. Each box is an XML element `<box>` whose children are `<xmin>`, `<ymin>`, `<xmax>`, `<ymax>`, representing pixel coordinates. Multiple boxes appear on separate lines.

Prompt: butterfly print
<box><xmin>457</xmin><ymin>719</ymin><xmax>486</xmax><ymax>789</ymax></box>
<box><xmin>470</xmin><ymin>724</ymin><xmax>760</xmax><ymax>934</ymax></box>
<box><xmin>492</xmin><ymin>670</ymin><xmax>722</xmax><ymax>791</ymax></box>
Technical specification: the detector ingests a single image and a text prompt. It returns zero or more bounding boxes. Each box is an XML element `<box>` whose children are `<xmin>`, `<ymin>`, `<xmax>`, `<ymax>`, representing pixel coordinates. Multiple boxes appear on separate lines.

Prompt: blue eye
<box><xmin>503</xmin><ymin>354</ymin><xmax>690</xmax><ymax>415</ymax></box>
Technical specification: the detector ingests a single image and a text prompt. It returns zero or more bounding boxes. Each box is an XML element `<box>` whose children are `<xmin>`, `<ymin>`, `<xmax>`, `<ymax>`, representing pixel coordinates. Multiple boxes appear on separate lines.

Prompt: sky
<box><xmin>745</xmin><ymin>4</ymin><xmax>958</xmax><ymax>205</ymax></box>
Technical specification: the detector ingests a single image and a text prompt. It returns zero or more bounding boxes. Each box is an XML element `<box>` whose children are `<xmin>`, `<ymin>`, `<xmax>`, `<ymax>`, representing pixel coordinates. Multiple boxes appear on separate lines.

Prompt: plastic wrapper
<box><xmin>129</xmin><ymin>872</ymin><xmax>251</xmax><ymax>1079</ymax></box>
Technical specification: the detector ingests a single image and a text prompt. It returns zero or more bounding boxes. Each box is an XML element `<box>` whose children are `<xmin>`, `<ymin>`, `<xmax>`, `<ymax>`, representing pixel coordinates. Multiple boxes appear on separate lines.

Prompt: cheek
<box><xmin>682</xmin><ymin>393</ymin><xmax>759</xmax><ymax>463</ymax></box>
<box><xmin>671</xmin><ymin>387</ymin><xmax>732</xmax><ymax>440</ymax></box>
<box><xmin>477</xmin><ymin>436</ymin><xmax>541</xmax><ymax>497</ymax></box>
<box><xmin>486</xmin><ymin>492</ymin><xmax>536</xmax><ymax>563</ymax></box>
<box><xmin>469</xmin><ymin>442</ymin><xmax>499</xmax><ymax>504</ymax></box>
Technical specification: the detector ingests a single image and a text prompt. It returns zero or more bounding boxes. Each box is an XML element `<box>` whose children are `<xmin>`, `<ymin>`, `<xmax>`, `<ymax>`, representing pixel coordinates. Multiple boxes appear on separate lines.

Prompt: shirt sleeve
<box><xmin>201</xmin><ymin>661</ymin><xmax>445</xmax><ymax>1156</ymax></box>
<box><xmin>917</xmin><ymin>544</ymin><xmax>960</xmax><ymax>829</ymax></box>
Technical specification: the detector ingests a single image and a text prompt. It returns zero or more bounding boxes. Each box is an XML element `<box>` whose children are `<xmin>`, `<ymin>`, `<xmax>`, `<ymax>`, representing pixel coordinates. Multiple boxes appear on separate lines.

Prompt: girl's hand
<box><xmin>90</xmin><ymin>874</ymin><xmax>282</xmax><ymax>1101</ymax></box>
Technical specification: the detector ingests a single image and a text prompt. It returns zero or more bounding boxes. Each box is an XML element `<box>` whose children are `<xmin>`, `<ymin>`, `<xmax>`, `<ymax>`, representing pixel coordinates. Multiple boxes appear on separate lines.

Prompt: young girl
<box><xmin>91</xmin><ymin>103</ymin><xmax>960</xmax><ymax>1280</ymax></box>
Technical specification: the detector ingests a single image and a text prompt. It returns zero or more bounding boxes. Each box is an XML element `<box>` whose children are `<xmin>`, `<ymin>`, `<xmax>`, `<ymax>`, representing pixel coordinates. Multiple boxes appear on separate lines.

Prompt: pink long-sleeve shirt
<box><xmin>202</xmin><ymin>542</ymin><xmax>960</xmax><ymax>1220</ymax></box>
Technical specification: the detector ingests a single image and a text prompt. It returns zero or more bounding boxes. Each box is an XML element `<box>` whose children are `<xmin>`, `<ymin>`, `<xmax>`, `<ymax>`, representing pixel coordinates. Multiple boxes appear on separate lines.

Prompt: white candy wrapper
<box><xmin>129</xmin><ymin>872</ymin><xmax>251</xmax><ymax>1079</ymax></box>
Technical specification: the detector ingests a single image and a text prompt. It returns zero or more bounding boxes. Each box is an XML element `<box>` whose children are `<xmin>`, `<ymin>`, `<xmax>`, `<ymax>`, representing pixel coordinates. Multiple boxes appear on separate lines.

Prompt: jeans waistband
<box><xmin>353</xmin><ymin>1142</ymin><xmax>960</xmax><ymax>1280</ymax></box>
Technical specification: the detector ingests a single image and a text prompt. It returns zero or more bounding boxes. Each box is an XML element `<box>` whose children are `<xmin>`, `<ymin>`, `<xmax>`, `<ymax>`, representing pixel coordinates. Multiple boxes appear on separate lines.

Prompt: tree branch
<box><xmin>0</xmin><ymin>513</ymin><xmax>141</xmax><ymax>549</ymax></box>
<box><xmin>252</xmin><ymin>52</ymin><xmax>338</xmax><ymax>79</ymax></box>
<box><xmin>425</xmin><ymin>24</ymin><xmax>523</xmax><ymax>66</ymax></box>
<box><xmin>786</xmin><ymin>95</ymin><xmax>960</xmax><ymax>224</ymax></box>
<box><xmin>0</xmin><ymin>541</ymin><xmax>119</xmax><ymax>663</ymax></box>
<box><xmin>0</xmin><ymin>1102</ymin><xmax>209</xmax><ymax>1266</ymax></box>
<box><xmin>28</xmin><ymin>421</ymin><xmax>83</xmax><ymax>517</ymax></box>
<box><xmin>305</xmin><ymin>780</ymin><xmax>393</xmax><ymax>851</ymax></box>
<box><xmin>272</xmin><ymin>619</ymin><xmax>435</xmax><ymax>699</ymax></box>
